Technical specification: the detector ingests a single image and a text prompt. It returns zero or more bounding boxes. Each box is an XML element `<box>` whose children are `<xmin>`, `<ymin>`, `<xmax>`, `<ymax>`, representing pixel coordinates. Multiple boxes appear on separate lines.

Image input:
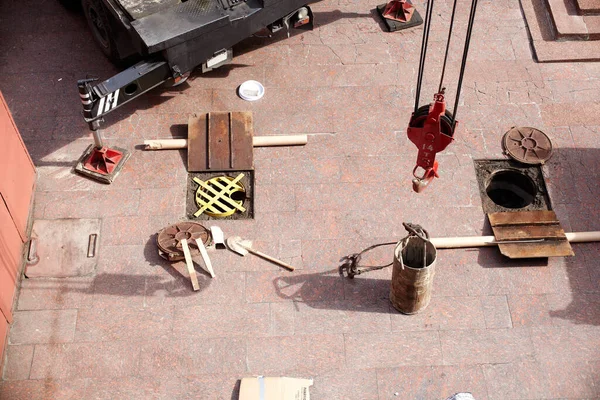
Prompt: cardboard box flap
<box><xmin>239</xmin><ymin>376</ymin><xmax>313</xmax><ymax>400</ymax></box>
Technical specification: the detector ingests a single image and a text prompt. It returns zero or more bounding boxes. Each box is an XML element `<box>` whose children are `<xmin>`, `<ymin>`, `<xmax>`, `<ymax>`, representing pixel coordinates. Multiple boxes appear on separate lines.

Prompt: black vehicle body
<box><xmin>77</xmin><ymin>0</ymin><xmax>314</xmax><ymax>129</ymax></box>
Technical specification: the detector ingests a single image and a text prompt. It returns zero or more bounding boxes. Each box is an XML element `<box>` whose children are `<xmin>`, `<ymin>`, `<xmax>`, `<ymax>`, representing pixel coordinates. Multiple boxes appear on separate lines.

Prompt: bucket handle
<box><xmin>398</xmin><ymin>223</ymin><xmax>431</xmax><ymax>269</ymax></box>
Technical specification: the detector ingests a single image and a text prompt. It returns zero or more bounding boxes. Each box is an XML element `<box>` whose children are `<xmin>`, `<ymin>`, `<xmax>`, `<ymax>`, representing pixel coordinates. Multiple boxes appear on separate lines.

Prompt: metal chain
<box><xmin>339</xmin><ymin>223</ymin><xmax>431</xmax><ymax>278</ymax></box>
<box><xmin>338</xmin><ymin>241</ymin><xmax>396</xmax><ymax>279</ymax></box>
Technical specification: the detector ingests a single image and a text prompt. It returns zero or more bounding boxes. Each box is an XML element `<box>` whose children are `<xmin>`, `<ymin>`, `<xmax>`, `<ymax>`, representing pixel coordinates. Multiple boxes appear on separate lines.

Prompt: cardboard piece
<box><xmin>239</xmin><ymin>377</ymin><xmax>313</xmax><ymax>400</ymax></box>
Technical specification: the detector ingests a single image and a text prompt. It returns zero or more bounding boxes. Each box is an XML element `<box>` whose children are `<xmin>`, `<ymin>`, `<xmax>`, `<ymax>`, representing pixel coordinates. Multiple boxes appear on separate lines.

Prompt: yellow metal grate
<box><xmin>193</xmin><ymin>173</ymin><xmax>246</xmax><ymax>217</ymax></box>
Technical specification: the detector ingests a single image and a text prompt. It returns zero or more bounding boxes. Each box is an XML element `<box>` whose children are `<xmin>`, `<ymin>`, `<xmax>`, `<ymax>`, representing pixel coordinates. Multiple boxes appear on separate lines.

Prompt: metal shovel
<box><xmin>226</xmin><ymin>236</ymin><xmax>295</xmax><ymax>271</ymax></box>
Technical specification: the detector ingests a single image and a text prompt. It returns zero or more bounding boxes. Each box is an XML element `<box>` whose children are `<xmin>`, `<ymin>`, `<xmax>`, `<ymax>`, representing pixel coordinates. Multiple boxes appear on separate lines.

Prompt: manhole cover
<box><xmin>156</xmin><ymin>222</ymin><xmax>211</xmax><ymax>261</ymax></box>
<box><xmin>502</xmin><ymin>127</ymin><xmax>553</xmax><ymax>165</ymax></box>
<box><xmin>25</xmin><ymin>219</ymin><xmax>101</xmax><ymax>278</ymax></box>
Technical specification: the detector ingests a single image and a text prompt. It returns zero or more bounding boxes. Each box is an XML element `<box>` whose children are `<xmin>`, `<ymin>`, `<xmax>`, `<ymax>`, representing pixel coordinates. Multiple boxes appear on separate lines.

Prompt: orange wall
<box><xmin>0</xmin><ymin>91</ymin><xmax>36</xmax><ymax>361</ymax></box>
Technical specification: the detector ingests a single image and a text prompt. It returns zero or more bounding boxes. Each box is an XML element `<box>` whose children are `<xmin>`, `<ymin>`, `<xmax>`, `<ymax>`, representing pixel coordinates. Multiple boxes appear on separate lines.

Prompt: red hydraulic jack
<box><xmin>406</xmin><ymin>0</ymin><xmax>479</xmax><ymax>193</ymax></box>
<box><xmin>74</xmin><ymin>78</ymin><xmax>130</xmax><ymax>184</ymax></box>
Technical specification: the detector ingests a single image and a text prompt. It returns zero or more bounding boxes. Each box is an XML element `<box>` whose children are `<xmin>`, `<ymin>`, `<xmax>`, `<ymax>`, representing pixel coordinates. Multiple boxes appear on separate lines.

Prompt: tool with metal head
<box><xmin>226</xmin><ymin>236</ymin><xmax>295</xmax><ymax>271</ymax></box>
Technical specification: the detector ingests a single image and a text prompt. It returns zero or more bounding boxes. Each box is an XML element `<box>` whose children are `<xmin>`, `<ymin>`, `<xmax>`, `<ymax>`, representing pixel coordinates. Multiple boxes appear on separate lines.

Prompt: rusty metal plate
<box><xmin>488</xmin><ymin>210</ymin><xmax>574</xmax><ymax>259</ymax></box>
<box><xmin>156</xmin><ymin>221</ymin><xmax>211</xmax><ymax>261</ymax></box>
<box><xmin>25</xmin><ymin>219</ymin><xmax>101</xmax><ymax>278</ymax></box>
<box><xmin>187</xmin><ymin>111</ymin><xmax>254</xmax><ymax>172</ymax></box>
<box><xmin>502</xmin><ymin>127</ymin><xmax>553</xmax><ymax>165</ymax></box>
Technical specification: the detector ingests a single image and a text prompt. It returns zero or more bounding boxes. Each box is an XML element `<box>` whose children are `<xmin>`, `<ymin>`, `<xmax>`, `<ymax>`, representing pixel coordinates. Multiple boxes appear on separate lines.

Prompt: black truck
<box><xmin>76</xmin><ymin>0</ymin><xmax>315</xmax><ymax>130</ymax></box>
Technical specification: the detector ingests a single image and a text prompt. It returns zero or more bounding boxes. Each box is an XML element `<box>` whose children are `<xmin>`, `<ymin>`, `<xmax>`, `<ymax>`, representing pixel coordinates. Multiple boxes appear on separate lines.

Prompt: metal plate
<box><xmin>25</xmin><ymin>219</ymin><xmax>101</xmax><ymax>278</ymax></box>
<box><xmin>502</xmin><ymin>127</ymin><xmax>553</xmax><ymax>165</ymax></box>
<box><xmin>156</xmin><ymin>221</ymin><xmax>211</xmax><ymax>261</ymax></box>
<box><xmin>488</xmin><ymin>210</ymin><xmax>573</xmax><ymax>258</ymax></box>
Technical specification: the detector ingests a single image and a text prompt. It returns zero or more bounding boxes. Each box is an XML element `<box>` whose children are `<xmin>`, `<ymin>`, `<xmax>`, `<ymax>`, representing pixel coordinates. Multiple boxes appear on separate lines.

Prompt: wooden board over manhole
<box><xmin>488</xmin><ymin>210</ymin><xmax>574</xmax><ymax>259</ymax></box>
<box><xmin>188</xmin><ymin>111</ymin><xmax>254</xmax><ymax>172</ymax></box>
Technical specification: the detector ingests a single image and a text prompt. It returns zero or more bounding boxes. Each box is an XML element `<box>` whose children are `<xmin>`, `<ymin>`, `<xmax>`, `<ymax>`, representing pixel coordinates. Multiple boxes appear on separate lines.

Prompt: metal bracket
<box><xmin>77</xmin><ymin>60</ymin><xmax>173</xmax><ymax>131</ymax></box>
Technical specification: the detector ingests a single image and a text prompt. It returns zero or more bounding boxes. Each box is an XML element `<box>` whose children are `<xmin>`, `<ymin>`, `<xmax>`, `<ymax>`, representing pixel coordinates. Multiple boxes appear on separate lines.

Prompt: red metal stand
<box><xmin>382</xmin><ymin>0</ymin><xmax>415</xmax><ymax>22</ymax></box>
<box><xmin>82</xmin><ymin>147</ymin><xmax>125</xmax><ymax>175</ymax></box>
<box><xmin>74</xmin><ymin>130</ymin><xmax>130</xmax><ymax>184</ymax></box>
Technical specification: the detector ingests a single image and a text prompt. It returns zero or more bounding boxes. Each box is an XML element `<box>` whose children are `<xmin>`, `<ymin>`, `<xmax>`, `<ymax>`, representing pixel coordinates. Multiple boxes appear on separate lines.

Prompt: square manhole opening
<box><xmin>186</xmin><ymin>170</ymin><xmax>254</xmax><ymax>220</ymax></box>
<box><xmin>474</xmin><ymin>159</ymin><xmax>551</xmax><ymax>214</ymax></box>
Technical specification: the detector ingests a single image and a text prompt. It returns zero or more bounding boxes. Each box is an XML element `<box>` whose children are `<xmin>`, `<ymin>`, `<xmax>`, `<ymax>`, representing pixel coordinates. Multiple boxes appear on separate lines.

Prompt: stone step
<box><xmin>575</xmin><ymin>0</ymin><xmax>600</xmax><ymax>15</ymax></box>
<box><xmin>547</xmin><ymin>0</ymin><xmax>600</xmax><ymax>39</ymax></box>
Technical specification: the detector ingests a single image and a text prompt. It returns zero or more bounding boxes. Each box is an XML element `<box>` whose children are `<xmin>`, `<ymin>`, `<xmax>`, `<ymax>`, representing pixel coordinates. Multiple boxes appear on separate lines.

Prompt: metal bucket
<box><xmin>389</xmin><ymin>235</ymin><xmax>437</xmax><ymax>314</ymax></box>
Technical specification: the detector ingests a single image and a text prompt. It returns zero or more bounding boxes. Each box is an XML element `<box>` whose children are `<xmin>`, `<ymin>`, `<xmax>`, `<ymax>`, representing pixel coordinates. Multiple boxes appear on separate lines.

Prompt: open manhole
<box><xmin>486</xmin><ymin>169</ymin><xmax>537</xmax><ymax>209</ymax></box>
<box><xmin>474</xmin><ymin>159</ymin><xmax>551</xmax><ymax>214</ymax></box>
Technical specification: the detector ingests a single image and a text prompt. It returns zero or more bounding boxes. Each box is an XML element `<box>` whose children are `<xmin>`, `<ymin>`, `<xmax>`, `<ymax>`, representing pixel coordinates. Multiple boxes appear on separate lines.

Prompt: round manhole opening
<box><xmin>486</xmin><ymin>170</ymin><xmax>537</xmax><ymax>209</ymax></box>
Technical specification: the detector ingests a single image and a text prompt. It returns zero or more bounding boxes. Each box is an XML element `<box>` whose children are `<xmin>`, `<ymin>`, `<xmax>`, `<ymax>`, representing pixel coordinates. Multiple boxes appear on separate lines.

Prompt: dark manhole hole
<box><xmin>486</xmin><ymin>169</ymin><xmax>537</xmax><ymax>209</ymax></box>
<box><xmin>474</xmin><ymin>159</ymin><xmax>551</xmax><ymax>214</ymax></box>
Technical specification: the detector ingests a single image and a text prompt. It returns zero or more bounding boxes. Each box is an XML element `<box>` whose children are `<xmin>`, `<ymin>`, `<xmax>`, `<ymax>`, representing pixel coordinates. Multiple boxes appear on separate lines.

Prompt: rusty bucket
<box><xmin>390</xmin><ymin>226</ymin><xmax>437</xmax><ymax>314</ymax></box>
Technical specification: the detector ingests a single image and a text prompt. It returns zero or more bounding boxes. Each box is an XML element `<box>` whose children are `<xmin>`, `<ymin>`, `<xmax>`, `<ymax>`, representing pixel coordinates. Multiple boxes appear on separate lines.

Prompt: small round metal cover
<box><xmin>502</xmin><ymin>127</ymin><xmax>553</xmax><ymax>165</ymax></box>
<box><xmin>156</xmin><ymin>222</ymin><xmax>211</xmax><ymax>261</ymax></box>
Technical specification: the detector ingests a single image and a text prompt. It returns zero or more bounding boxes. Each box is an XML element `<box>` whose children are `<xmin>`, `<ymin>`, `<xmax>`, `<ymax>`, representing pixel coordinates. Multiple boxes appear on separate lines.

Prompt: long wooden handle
<box><xmin>246</xmin><ymin>248</ymin><xmax>295</xmax><ymax>271</ymax></box>
<box><xmin>252</xmin><ymin>135</ymin><xmax>308</xmax><ymax>147</ymax></box>
<box><xmin>144</xmin><ymin>135</ymin><xmax>308</xmax><ymax>150</ymax></box>
<box><xmin>181</xmin><ymin>239</ymin><xmax>200</xmax><ymax>291</ymax></box>
<box><xmin>195</xmin><ymin>238</ymin><xmax>215</xmax><ymax>278</ymax></box>
<box><xmin>145</xmin><ymin>139</ymin><xmax>188</xmax><ymax>150</ymax></box>
<box><xmin>430</xmin><ymin>231</ymin><xmax>600</xmax><ymax>249</ymax></box>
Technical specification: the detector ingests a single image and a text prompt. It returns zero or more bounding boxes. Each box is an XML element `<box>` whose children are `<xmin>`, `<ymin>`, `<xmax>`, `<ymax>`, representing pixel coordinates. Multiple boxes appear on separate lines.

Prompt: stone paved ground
<box><xmin>1</xmin><ymin>0</ymin><xmax>599</xmax><ymax>399</ymax></box>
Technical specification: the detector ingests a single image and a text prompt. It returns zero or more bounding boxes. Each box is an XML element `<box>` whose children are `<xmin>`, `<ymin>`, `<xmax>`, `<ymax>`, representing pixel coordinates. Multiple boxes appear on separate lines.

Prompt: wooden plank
<box><xmin>195</xmin><ymin>238</ymin><xmax>215</xmax><ymax>278</ymax></box>
<box><xmin>488</xmin><ymin>210</ymin><xmax>558</xmax><ymax>226</ymax></box>
<box><xmin>207</xmin><ymin>112</ymin><xmax>230</xmax><ymax>171</ymax></box>
<box><xmin>187</xmin><ymin>114</ymin><xmax>208</xmax><ymax>172</ymax></box>
<box><xmin>498</xmin><ymin>241</ymin><xmax>574</xmax><ymax>258</ymax></box>
<box><xmin>488</xmin><ymin>210</ymin><xmax>574</xmax><ymax>258</ymax></box>
<box><xmin>230</xmin><ymin>111</ymin><xmax>254</xmax><ymax>169</ymax></box>
<box><xmin>187</xmin><ymin>112</ymin><xmax>254</xmax><ymax>172</ymax></box>
<box><xmin>492</xmin><ymin>224</ymin><xmax>567</xmax><ymax>241</ymax></box>
<box><xmin>181</xmin><ymin>239</ymin><xmax>200</xmax><ymax>291</ymax></box>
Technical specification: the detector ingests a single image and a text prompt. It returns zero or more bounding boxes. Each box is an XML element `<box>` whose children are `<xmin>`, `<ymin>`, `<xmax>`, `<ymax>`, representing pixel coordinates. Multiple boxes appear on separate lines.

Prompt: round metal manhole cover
<box><xmin>502</xmin><ymin>127</ymin><xmax>553</xmax><ymax>165</ymax></box>
<box><xmin>156</xmin><ymin>222</ymin><xmax>211</xmax><ymax>261</ymax></box>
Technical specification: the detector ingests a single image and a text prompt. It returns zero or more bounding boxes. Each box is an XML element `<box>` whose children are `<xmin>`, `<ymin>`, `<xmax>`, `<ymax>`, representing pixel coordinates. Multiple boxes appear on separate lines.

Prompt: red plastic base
<box><xmin>82</xmin><ymin>147</ymin><xmax>124</xmax><ymax>175</ymax></box>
